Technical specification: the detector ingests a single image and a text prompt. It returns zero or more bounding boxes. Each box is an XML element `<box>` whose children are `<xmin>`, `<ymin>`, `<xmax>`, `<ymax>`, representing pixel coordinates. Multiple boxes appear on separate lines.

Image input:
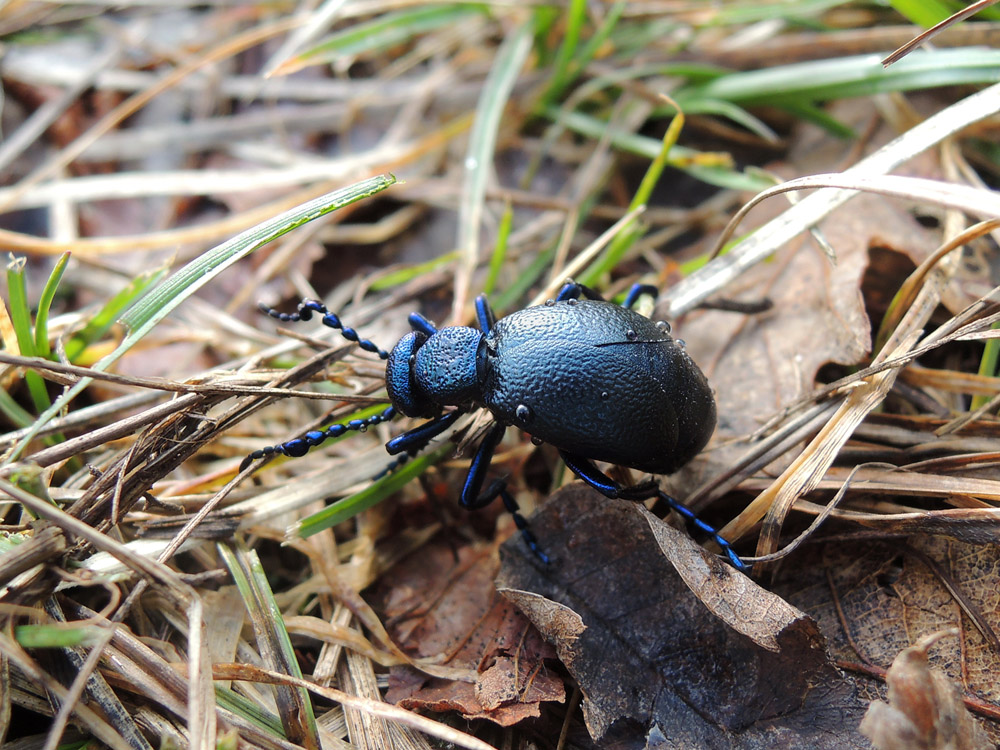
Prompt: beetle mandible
<box><xmin>242</xmin><ymin>280</ymin><xmax>743</xmax><ymax>570</ymax></box>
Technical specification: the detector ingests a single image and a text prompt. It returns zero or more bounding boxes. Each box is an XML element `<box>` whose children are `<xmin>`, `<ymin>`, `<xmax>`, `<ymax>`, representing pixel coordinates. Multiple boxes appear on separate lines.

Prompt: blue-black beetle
<box><xmin>242</xmin><ymin>281</ymin><xmax>742</xmax><ymax>569</ymax></box>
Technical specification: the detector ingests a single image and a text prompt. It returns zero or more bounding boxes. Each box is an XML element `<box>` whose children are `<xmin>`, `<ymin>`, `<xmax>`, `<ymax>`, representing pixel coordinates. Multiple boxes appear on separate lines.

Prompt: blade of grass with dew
<box><xmin>120</xmin><ymin>175</ymin><xmax>396</xmax><ymax>337</ymax></box>
<box><xmin>454</xmin><ymin>16</ymin><xmax>534</xmax><ymax>320</ymax></box>
<box><xmin>280</xmin><ymin>4</ymin><xmax>489</xmax><ymax>73</ymax></box>
<box><xmin>578</xmin><ymin>111</ymin><xmax>684</xmax><ymax>287</ymax></box>
<box><xmin>295</xmin><ymin>444</ymin><xmax>450</xmax><ymax>537</ymax></box>
<box><xmin>482</xmin><ymin>201</ymin><xmax>512</xmax><ymax>297</ymax></box>
<box><xmin>674</xmin><ymin>48</ymin><xmax>1000</xmax><ymax>109</ymax></box>
<box><xmin>64</xmin><ymin>267</ymin><xmax>165</xmax><ymax>364</ymax></box>
<box><xmin>6</xmin><ymin>257</ymin><xmax>50</xmax><ymax>415</ymax></box>
<box><xmin>3</xmin><ymin>174</ymin><xmax>397</xmax><ymax>465</ymax></box>
<box><xmin>217</xmin><ymin>543</ymin><xmax>318</xmax><ymax>747</ymax></box>
<box><xmin>31</xmin><ymin>252</ymin><xmax>69</xmax><ymax>359</ymax></box>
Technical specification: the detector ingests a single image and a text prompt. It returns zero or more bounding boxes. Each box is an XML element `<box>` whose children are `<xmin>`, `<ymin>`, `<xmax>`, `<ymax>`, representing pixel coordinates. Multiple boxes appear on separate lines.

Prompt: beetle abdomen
<box><xmin>481</xmin><ymin>301</ymin><xmax>715</xmax><ymax>474</ymax></box>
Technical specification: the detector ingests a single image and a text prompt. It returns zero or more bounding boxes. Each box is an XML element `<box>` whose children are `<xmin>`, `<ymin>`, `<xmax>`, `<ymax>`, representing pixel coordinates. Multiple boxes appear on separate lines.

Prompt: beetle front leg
<box><xmin>385</xmin><ymin>410</ymin><xmax>461</xmax><ymax>456</ymax></box>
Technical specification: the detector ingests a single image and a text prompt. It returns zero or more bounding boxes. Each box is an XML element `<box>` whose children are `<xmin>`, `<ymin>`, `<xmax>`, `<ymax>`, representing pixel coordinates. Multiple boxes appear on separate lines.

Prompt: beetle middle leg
<box><xmin>559</xmin><ymin>450</ymin><xmax>746</xmax><ymax>571</ymax></box>
<box><xmin>452</xmin><ymin>422</ymin><xmax>549</xmax><ymax>562</ymax></box>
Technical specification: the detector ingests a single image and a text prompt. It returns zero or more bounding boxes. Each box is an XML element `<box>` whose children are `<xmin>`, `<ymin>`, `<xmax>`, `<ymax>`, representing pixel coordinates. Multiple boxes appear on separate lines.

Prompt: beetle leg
<box><xmin>475</xmin><ymin>295</ymin><xmax>497</xmax><ymax>334</ymax></box>
<box><xmin>457</xmin><ymin>423</ymin><xmax>549</xmax><ymax>562</ymax></box>
<box><xmin>655</xmin><ymin>490</ymin><xmax>747</xmax><ymax>572</ymax></box>
<box><xmin>407</xmin><ymin>312</ymin><xmax>437</xmax><ymax>336</ymax></box>
<box><xmin>240</xmin><ymin>405</ymin><xmax>398</xmax><ymax>471</ymax></box>
<box><xmin>559</xmin><ymin>450</ymin><xmax>746</xmax><ymax>571</ymax></box>
<box><xmin>385</xmin><ymin>410</ymin><xmax>461</xmax><ymax>456</ymax></box>
<box><xmin>555</xmin><ymin>281</ymin><xmax>607</xmax><ymax>302</ymax></box>
<box><xmin>258</xmin><ymin>299</ymin><xmax>391</xmax><ymax>359</ymax></box>
<box><xmin>459</xmin><ymin>423</ymin><xmax>506</xmax><ymax>507</ymax></box>
<box><xmin>622</xmin><ymin>283</ymin><xmax>659</xmax><ymax>310</ymax></box>
<box><xmin>558</xmin><ymin>451</ymin><xmax>658</xmax><ymax>500</ymax></box>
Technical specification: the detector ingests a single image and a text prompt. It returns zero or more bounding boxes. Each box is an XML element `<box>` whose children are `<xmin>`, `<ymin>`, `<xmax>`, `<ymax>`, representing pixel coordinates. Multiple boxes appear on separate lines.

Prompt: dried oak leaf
<box><xmin>860</xmin><ymin>630</ymin><xmax>990</xmax><ymax>749</ymax></box>
<box><xmin>374</xmin><ymin>539</ymin><xmax>565</xmax><ymax>725</ymax></box>
<box><xmin>497</xmin><ymin>484</ymin><xmax>869</xmax><ymax>747</ymax></box>
<box><xmin>776</xmin><ymin>537</ymin><xmax>1000</xmax><ymax>742</ymax></box>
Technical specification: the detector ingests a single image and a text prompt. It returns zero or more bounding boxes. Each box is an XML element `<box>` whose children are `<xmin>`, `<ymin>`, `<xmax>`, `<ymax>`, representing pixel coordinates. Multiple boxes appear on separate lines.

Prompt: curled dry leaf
<box><xmin>860</xmin><ymin>630</ymin><xmax>990</xmax><ymax>750</ymax></box>
<box><xmin>497</xmin><ymin>484</ymin><xmax>869</xmax><ymax>747</ymax></box>
<box><xmin>374</xmin><ymin>540</ymin><xmax>565</xmax><ymax>726</ymax></box>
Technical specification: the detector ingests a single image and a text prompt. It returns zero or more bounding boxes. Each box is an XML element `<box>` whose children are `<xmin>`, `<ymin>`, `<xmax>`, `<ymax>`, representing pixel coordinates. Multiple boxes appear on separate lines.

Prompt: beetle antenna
<box><xmin>259</xmin><ymin>299</ymin><xmax>390</xmax><ymax>360</ymax></box>
<box><xmin>240</xmin><ymin>405</ymin><xmax>397</xmax><ymax>471</ymax></box>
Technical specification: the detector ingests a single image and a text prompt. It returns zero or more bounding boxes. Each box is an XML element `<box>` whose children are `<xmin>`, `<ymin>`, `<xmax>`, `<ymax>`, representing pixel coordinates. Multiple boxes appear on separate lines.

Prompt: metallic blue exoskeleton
<box><xmin>242</xmin><ymin>281</ymin><xmax>742</xmax><ymax>570</ymax></box>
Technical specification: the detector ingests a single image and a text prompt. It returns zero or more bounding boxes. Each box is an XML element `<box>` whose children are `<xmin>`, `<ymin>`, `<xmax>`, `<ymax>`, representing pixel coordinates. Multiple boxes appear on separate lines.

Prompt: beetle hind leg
<box><xmin>655</xmin><ymin>490</ymin><xmax>746</xmax><ymax>572</ymax></box>
<box><xmin>559</xmin><ymin>450</ymin><xmax>745</xmax><ymax>571</ymax></box>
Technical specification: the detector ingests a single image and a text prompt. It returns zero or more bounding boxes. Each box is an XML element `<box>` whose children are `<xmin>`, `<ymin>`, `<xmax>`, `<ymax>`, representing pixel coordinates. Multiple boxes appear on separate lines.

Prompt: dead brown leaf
<box><xmin>779</xmin><ymin>537</ymin><xmax>1000</xmax><ymax>726</ymax></box>
<box><xmin>497</xmin><ymin>484</ymin><xmax>869</xmax><ymax>747</ymax></box>
<box><xmin>375</xmin><ymin>539</ymin><xmax>565</xmax><ymax>726</ymax></box>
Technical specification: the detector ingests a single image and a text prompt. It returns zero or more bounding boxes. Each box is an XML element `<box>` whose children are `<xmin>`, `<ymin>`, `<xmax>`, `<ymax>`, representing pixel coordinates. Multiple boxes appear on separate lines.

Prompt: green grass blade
<box><xmin>482</xmin><ymin>201</ymin><xmax>513</xmax><ymax>297</ymax></box>
<box><xmin>121</xmin><ymin>175</ymin><xmax>396</xmax><ymax>337</ymax></box>
<box><xmin>6</xmin><ymin>257</ymin><xmax>51</xmax><ymax>414</ymax></box>
<box><xmin>294</xmin><ymin>445</ymin><xmax>450</xmax><ymax>537</ymax></box>
<box><xmin>534</xmin><ymin>0</ymin><xmax>587</xmax><ymax>110</ymax></box>
<box><xmin>0</xmin><ymin>387</ymin><xmax>35</xmax><ymax>428</ymax></box>
<box><xmin>674</xmin><ymin>48</ymin><xmax>1000</xmax><ymax>108</ymax></box>
<box><xmin>579</xmin><ymin>111</ymin><xmax>685</xmax><ymax>286</ymax></box>
<box><xmin>217</xmin><ymin>542</ymin><xmax>318</xmax><ymax>745</ymax></box>
<box><xmin>887</xmin><ymin>0</ymin><xmax>953</xmax><ymax>26</ymax></box>
<box><xmin>6</xmin><ymin>257</ymin><xmax>36</xmax><ymax>358</ymax></box>
<box><xmin>64</xmin><ymin>268</ymin><xmax>165</xmax><ymax>363</ymax></box>
<box><xmin>546</xmin><ymin>106</ymin><xmax>770</xmax><ymax>192</ymax></box>
<box><xmin>32</xmin><ymin>252</ymin><xmax>69</xmax><ymax>359</ymax></box>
